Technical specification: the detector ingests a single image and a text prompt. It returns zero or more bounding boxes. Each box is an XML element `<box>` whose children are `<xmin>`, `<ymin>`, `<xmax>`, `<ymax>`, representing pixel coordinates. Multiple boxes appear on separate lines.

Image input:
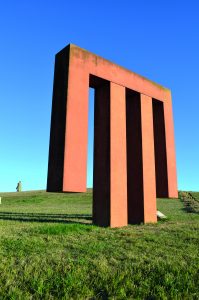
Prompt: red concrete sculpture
<box><xmin>47</xmin><ymin>44</ymin><xmax>178</xmax><ymax>227</ymax></box>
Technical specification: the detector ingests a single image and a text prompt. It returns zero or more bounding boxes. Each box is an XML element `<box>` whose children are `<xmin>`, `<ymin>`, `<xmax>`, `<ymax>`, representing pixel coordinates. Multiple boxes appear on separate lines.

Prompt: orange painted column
<box><xmin>47</xmin><ymin>47</ymin><xmax>70</xmax><ymax>192</ymax></box>
<box><xmin>164</xmin><ymin>92</ymin><xmax>178</xmax><ymax>198</ymax></box>
<box><xmin>110</xmin><ymin>83</ymin><xmax>127</xmax><ymax>227</ymax></box>
<box><xmin>93</xmin><ymin>82</ymin><xmax>110</xmax><ymax>226</ymax></box>
<box><xmin>152</xmin><ymin>100</ymin><xmax>168</xmax><ymax>198</ymax></box>
<box><xmin>63</xmin><ymin>66</ymin><xmax>89</xmax><ymax>192</ymax></box>
<box><xmin>47</xmin><ymin>46</ymin><xmax>90</xmax><ymax>193</ymax></box>
<box><xmin>140</xmin><ymin>94</ymin><xmax>157</xmax><ymax>223</ymax></box>
<box><xmin>93</xmin><ymin>82</ymin><xmax>127</xmax><ymax>227</ymax></box>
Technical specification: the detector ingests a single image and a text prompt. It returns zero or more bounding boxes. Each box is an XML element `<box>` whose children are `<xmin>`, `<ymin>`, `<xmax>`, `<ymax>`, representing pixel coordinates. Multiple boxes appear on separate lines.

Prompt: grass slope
<box><xmin>0</xmin><ymin>191</ymin><xmax>198</xmax><ymax>299</ymax></box>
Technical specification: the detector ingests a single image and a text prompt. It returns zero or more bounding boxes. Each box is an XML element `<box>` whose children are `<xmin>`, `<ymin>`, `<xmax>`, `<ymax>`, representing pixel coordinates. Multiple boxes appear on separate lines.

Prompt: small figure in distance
<box><xmin>16</xmin><ymin>181</ymin><xmax>22</xmax><ymax>192</ymax></box>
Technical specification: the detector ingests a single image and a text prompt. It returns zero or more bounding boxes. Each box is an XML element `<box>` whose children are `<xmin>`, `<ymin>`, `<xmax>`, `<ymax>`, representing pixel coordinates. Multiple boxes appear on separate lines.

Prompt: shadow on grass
<box><xmin>0</xmin><ymin>211</ymin><xmax>92</xmax><ymax>225</ymax></box>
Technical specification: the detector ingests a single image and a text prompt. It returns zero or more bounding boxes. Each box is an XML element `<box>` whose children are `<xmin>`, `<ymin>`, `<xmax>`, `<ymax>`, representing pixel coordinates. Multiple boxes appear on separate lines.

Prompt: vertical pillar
<box><xmin>110</xmin><ymin>83</ymin><xmax>127</xmax><ymax>227</ymax></box>
<box><xmin>47</xmin><ymin>47</ymin><xmax>70</xmax><ymax>192</ymax></box>
<box><xmin>62</xmin><ymin>63</ymin><xmax>89</xmax><ymax>192</ymax></box>
<box><xmin>152</xmin><ymin>99</ymin><xmax>168</xmax><ymax>197</ymax></box>
<box><xmin>47</xmin><ymin>46</ymin><xmax>89</xmax><ymax>193</ymax></box>
<box><xmin>126</xmin><ymin>90</ymin><xmax>144</xmax><ymax>223</ymax></box>
<box><xmin>164</xmin><ymin>92</ymin><xmax>178</xmax><ymax>198</ymax></box>
<box><xmin>126</xmin><ymin>92</ymin><xmax>156</xmax><ymax>224</ymax></box>
<box><xmin>93</xmin><ymin>82</ymin><xmax>110</xmax><ymax>226</ymax></box>
<box><xmin>93</xmin><ymin>82</ymin><xmax>127</xmax><ymax>227</ymax></box>
<box><xmin>140</xmin><ymin>94</ymin><xmax>157</xmax><ymax>222</ymax></box>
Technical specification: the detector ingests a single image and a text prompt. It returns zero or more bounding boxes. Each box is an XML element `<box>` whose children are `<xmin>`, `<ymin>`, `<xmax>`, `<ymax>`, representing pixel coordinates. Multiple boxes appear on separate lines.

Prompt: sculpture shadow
<box><xmin>0</xmin><ymin>211</ymin><xmax>92</xmax><ymax>225</ymax></box>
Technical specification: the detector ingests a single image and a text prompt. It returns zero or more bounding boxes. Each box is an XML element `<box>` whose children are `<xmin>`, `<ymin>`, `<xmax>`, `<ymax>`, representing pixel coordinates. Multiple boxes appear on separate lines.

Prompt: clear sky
<box><xmin>0</xmin><ymin>0</ymin><xmax>199</xmax><ymax>192</ymax></box>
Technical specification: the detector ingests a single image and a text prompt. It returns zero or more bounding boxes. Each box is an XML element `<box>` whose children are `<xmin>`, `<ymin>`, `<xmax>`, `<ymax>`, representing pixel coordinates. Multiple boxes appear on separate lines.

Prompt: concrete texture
<box><xmin>47</xmin><ymin>44</ymin><xmax>178</xmax><ymax>227</ymax></box>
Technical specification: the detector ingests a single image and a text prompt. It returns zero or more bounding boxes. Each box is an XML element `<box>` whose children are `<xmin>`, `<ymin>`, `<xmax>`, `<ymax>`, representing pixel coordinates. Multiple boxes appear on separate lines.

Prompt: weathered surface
<box><xmin>47</xmin><ymin>44</ymin><xmax>178</xmax><ymax>227</ymax></box>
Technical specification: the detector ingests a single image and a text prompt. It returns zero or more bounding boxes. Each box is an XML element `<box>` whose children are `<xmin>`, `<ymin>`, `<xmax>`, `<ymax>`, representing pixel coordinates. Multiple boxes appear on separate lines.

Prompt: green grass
<box><xmin>0</xmin><ymin>190</ymin><xmax>198</xmax><ymax>299</ymax></box>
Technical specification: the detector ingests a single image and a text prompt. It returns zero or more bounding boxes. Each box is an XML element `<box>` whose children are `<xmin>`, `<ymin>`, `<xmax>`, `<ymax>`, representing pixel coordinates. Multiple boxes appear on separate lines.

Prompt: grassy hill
<box><xmin>0</xmin><ymin>191</ymin><xmax>198</xmax><ymax>299</ymax></box>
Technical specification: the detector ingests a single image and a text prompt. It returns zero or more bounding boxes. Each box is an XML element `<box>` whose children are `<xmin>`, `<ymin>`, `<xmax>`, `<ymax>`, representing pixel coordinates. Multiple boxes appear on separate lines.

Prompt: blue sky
<box><xmin>0</xmin><ymin>0</ymin><xmax>198</xmax><ymax>192</ymax></box>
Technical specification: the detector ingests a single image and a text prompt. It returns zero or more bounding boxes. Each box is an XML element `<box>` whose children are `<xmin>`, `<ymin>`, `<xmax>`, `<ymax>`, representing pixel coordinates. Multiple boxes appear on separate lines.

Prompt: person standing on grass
<box><xmin>16</xmin><ymin>181</ymin><xmax>22</xmax><ymax>192</ymax></box>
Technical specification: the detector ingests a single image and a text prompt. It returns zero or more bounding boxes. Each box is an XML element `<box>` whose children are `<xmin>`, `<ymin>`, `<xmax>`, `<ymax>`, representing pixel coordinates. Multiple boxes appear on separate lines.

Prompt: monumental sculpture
<box><xmin>47</xmin><ymin>44</ymin><xmax>178</xmax><ymax>227</ymax></box>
